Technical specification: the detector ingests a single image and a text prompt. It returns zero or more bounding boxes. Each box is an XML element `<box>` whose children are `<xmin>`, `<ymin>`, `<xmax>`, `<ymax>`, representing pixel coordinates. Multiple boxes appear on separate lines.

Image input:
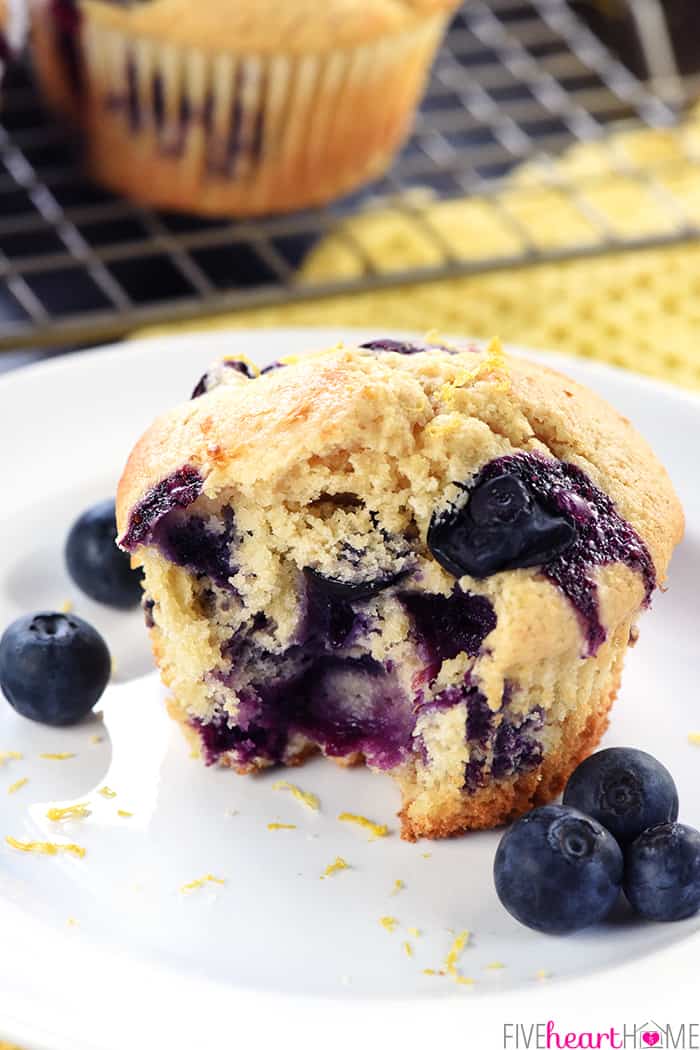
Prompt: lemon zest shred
<box><xmin>40</xmin><ymin>752</ymin><xmax>76</xmax><ymax>760</ymax></box>
<box><xmin>486</xmin><ymin>961</ymin><xmax>506</xmax><ymax>970</ymax></box>
<box><xmin>445</xmin><ymin>930</ymin><xmax>471</xmax><ymax>976</ymax></box>
<box><xmin>379</xmin><ymin>916</ymin><xmax>398</xmax><ymax>933</ymax></box>
<box><xmin>267</xmin><ymin>822</ymin><xmax>296</xmax><ymax>831</ymax></box>
<box><xmin>98</xmin><ymin>786</ymin><xmax>117</xmax><ymax>798</ymax></box>
<box><xmin>59</xmin><ymin>599</ymin><xmax>73</xmax><ymax>613</ymax></box>
<box><xmin>338</xmin><ymin>812</ymin><xmax>388</xmax><ymax>839</ymax></box>
<box><xmin>272</xmin><ymin>780</ymin><xmax>320</xmax><ymax>811</ymax></box>
<box><xmin>6</xmin><ymin>836</ymin><xmax>85</xmax><ymax>858</ymax></box>
<box><xmin>180</xmin><ymin>874</ymin><xmax>225</xmax><ymax>893</ymax></box>
<box><xmin>7</xmin><ymin>777</ymin><xmax>28</xmax><ymax>795</ymax></box>
<box><xmin>0</xmin><ymin>751</ymin><xmax>22</xmax><ymax>766</ymax></box>
<box><xmin>117</xmin><ymin>810</ymin><xmax>133</xmax><ymax>818</ymax></box>
<box><xmin>403</xmin><ymin>941</ymin><xmax>413</xmax><ymax>958</ymax></box>
<box><xmin>423</xmin><ymin>969</ymin><xmax>437</xmax><ymax>976</ymax></box>
<box><xmin>321</xmin><ymin>856</ymin><xmax>349</xmax><ymax>879</ymax></box>
<box><xmin>408</xmin><ymin>927</ymin><xmax>421</xmax><ymax>938</ymax></box>
<box><xmin>67</xmin><ymin>917</ymin><xmax>79</xmax><ymax>927</ymax></box>
<box><xmin>421</xmin><ymin>852</ymin><xmax>432</xmax><ymax>859</ymax></box>
<box><xmin>391</xmin><ymin>878</ymin><xmax>405</xmax><ymax>895</ymax></box>
<box><xmin>688</xmin><ymin>732</ymin><xmax>700</xmax><ymax>745</ymax></box>
<box><xmin>440</xmin><ymin>337</ymin><xmax>510</xmax><ymax>405</ymax></box>
<box><xmin>456</xmin><ymin>976</ymin><xmax>475</xmax><ymax>987</ymax></box>
<box><xmin>90</xmin><ymin>735</ymin><xmax>104</xmax><ymax>745</ymax></box>
<box><xmin>46</xmin><ymin>803</ymin><xmax>90</xmax><ymax>822</ymax></box>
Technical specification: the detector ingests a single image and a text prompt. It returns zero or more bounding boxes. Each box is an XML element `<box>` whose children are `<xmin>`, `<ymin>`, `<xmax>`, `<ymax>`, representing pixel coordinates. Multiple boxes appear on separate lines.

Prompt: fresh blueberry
<box><xmin>428</xmin><ymin>472</ymin><xmax>576</xmax><ymax>580</ymax></box>
<box><xmin>0</xmin><ymin>612</ymin><xmax>111</xmax><ymax>726</ymax></box>
<box><xmin>624</xmin><ymin>823</ymin><xmax>700</xmax><ymax>922</ymax></box>
<box><xmin>563</xmin><ymin>747</ymin><xmax>679</xmax><ymax>844</ymax></box>
<box><xmin>66</xmin><ymin>499</ymin><xmax>143</xmax><ymax>608</ymax></box>
<box><xmin>494</xmin><ymin>804</ymin><xmax>623</xmax><ymax>933</ymax></box>
<box><xmin>304</xmin><ymin>566</ymin><xmax>408</xmax><ymax>602</ymax></box>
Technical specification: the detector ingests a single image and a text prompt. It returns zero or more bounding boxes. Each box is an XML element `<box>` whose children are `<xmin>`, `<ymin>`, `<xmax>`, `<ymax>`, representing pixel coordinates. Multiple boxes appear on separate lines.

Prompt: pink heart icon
<box><xmin>642</xmin><ymin>1034</ymin><xmax>660</xmax><ymax>1047</ymax></box>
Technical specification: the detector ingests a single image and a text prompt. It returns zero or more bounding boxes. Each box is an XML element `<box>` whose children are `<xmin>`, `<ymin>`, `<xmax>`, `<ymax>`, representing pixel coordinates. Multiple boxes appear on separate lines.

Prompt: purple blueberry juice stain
<box><xmin>474</xmin><ymin>453</ymin><xmax>655</xmax><ymax>654</ymax></box>
<box><xmin>417</xmin><ymin>677</ymin><xmax>545</xmax><ymax>791</ymax></box>
<box><xmin>401</xmin><ymin>588</ymin><xmax>497</xmax><ymax>678</ymax></box>
<box><xmin>193</xmin><ymin>655</ymin><xmax>413</xmax><ymax>771</ymax></box>
<box><xmin>149</xmin><ymin>509</ymin><xmax>237</xmax><ymax>590</ymax></box>
<box><xmin>119</xmin><ymin>466</ymin><xmax>203</xmax><ymax>551</ymax></box>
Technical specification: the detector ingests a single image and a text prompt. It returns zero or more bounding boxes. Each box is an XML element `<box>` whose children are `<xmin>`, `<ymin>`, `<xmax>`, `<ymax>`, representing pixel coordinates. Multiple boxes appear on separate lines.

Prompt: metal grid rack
<box><xmin>0</xmin><ymin>0</ymin><xmax>699</xmax><ymax>350</ymax></box>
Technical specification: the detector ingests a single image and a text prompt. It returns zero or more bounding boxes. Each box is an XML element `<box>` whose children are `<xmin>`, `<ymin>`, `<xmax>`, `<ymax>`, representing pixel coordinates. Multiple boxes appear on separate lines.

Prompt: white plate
<box><xmin>0</xmin><ymin>329</ymin><xmax>698</xmax><ymax>1050</ymax></box>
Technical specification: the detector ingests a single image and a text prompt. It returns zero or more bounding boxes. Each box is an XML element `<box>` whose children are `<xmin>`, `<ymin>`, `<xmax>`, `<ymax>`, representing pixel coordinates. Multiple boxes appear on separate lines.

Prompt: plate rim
<box><xmin>1</xmin><ymin>327</ymin><xmax>698</xmax><ymax>1050</ymax></box>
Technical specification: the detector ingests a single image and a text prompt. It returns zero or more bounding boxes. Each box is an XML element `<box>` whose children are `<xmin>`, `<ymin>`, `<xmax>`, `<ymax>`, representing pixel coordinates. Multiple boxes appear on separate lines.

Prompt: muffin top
<box><xmin>83</xmin><ymin>0</ymin><xmax>459</xmax><ymax>53</ymax></box>
<box><xmin>117</xmin><ymin>339</ymin><xmax>683</xmax><ymax>672</ymax></box>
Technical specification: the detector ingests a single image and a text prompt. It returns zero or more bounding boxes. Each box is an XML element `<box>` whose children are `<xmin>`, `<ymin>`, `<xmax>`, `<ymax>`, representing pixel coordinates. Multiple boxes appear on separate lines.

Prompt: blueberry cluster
<box><xmin>0</xmin><ymin>499</ymin><xmax>144</xmax><ymax>726</ymax></box>
<box><xmin>494</xmin><ymin>748</ymin><xmax>700</xmax><ymax>933</ymax></box>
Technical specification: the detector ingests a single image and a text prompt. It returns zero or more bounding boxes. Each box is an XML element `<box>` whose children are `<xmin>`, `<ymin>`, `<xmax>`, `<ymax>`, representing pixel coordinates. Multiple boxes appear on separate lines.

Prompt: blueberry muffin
<box><xmin>29</xmin><ymin>0</ymin><xmax>458</xmax><ymax>216</ymax></box>
<box><xmin>116</xmin><ymin>339</ymin><xmax>683</xmax><ymax>840</ymax></box>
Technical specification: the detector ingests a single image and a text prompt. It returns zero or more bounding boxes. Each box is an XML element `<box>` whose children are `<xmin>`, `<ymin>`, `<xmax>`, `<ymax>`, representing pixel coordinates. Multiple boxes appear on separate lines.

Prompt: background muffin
<box><xmin>29</xmin><ymin>0</ymin><xmax>459</xmax><ymax>216</ymax></box>
<box><xmin>116</xmin><ymin>340</ymin><xmax>683</xmax><ymax>840</ymax></box>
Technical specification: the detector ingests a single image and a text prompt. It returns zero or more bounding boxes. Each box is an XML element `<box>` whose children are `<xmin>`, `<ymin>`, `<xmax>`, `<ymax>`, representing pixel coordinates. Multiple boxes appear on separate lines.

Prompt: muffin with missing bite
<box><xmin>116</xmin><ymin>339</ymin><xmax>683</xmax><ymax>841</ymax></box>
<box><xmin>29</xmin><ymin>0</ymin><xmax>458</xmax><ymax>216</ymax></box>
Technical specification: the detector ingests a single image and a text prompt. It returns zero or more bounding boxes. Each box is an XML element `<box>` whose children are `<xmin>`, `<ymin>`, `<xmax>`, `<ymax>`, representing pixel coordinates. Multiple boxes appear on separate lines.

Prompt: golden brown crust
<box><xmin>73</xmin><ymin>0</ymin><xmax>459</xmax><ymax>53</ymax></box>
<box><xmin>116</xmin><ymin>344</ymin><xmax>683</xmax><ymax>584</ymax></box>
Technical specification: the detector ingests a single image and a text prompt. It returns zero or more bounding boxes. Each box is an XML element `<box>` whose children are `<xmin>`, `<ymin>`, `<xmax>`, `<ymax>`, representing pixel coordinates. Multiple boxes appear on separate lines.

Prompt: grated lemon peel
<box><xmin>6</xmin><ymin>836</ymin><xmax>85</xmax><ymax>858</ymax></box>
<box><xmin>440</xmin><ymin>337</ymin><xmax>510</xmax><ymax>405</ymax></box>
<box><xmin>403</xmin><ymin>941</ymin><xmax>413</xmax><ymax>958</ymax></box>
<box><xmin>0</xmin><ymin>751</ymin><xmax>22</xmax><ymax>766</ymax></box>
<box><xmin>379</xmin><ymin>916</ymin><xmax>398</xmax><ymax>933</ymax></box>
<box><xmin>98</xmin><ymin>786</ymin><xmax>117</xmax><ymax>798</ymax></box>
<box><xmin>180</xmin><ymin>874</ymin><xmax>225</xmax><ymax>893</ymax></box>
<box><xmin>46</xmin><ymin>803</ymin><xmax>90</xmax><ymax>822</ymax></box>
<box><xmin>408</xmin><ymin>927</ymin><xmax>421</xmax><ymax>938</ymax></box>
<box><xmin>272</xmin><ymin>781</ymin><xmax>320</xmax><ymax>811</ymax></box>
<box><xmin>486</xmin><ymin>961</ymin><xmax>506</xmax><ymax>971</ymax></box>
<box><xmin>445</xmin><ymin>930</ymin><xmax>471</xmax><ymax>977</ymax></box>
<box><xmin>688</xmin><ymin>732</ymin><xmax>700</xmax><ymax>746</ymax></box>
<box><xmin>267</xmin><ymin>822</ymin><xmax>296</xmax><ymax>831</ymax></box>
<box><xmin>40</xmin><ymin>752</ymin><xmax>76</xmax><ymax>761</ymax></box>
<box><xmin>321</xmin><ymin>856</ymin><xmax>349</xmax><ymax>879</ymax></box>
<box><xmin>391</xmin><ymin>878</ymin><xmax>405</xmax><ymax>895</ymax></box>
<box><xmin>117</xmin><ymin>810</ymin><xmax>133</xmax><ymax>818</ymax></box>
<box><xmin>7</xmin><ymin>778</ymin><xmax>28</xmax><ymax>794</ymax></box>
<box><xmin>338</xmin><ymin>812</ymin><xmax>388</xmax><ymax>839</ymax></box>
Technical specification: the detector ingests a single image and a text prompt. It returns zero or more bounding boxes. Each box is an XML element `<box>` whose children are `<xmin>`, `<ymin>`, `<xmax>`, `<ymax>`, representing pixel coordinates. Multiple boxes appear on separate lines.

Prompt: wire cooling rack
<box><xmin>0</xmin><ymin>0</ymin><xmax>699</xmax><ymax>350</ymax></box>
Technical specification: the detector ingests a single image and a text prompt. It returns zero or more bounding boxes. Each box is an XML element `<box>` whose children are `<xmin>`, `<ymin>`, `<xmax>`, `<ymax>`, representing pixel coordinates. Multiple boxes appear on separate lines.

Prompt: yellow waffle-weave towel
<box><xmin>138</xmin><ymin>109</ymin><xmax>700</xmax><ymax>392</ymax></box>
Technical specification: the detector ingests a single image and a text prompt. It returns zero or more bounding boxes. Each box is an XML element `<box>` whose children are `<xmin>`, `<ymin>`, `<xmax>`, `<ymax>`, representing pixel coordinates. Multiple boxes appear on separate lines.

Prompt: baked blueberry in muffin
<box><xmin>116</xmin><ymin>339</ymin><xmax>683</xmax><ymax>840</ymax></box>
